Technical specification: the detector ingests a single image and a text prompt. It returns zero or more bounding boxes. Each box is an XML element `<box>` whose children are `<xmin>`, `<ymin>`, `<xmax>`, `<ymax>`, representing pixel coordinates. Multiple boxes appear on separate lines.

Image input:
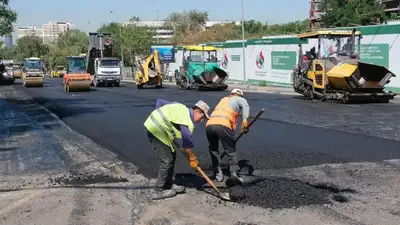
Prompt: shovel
<box><xmin>175</xmin><ymin>144</ymin><xmax>232</xmax><ymax>201</ymax></box>
<box><xmin>220</xmin><ymin>108</ymin><xmax>265</xmax><ymax>160</ymax></box>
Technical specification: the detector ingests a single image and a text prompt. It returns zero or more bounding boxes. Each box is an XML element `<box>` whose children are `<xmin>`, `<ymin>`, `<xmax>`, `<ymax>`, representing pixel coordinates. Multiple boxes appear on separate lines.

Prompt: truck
<box><xmin>86</xmin><ymin>32</ymin><xmax>121</xmax><ymax>87</ymax></box>
<box><xmin>0</xmin><ymin>59</ymin><xmax>15</xmax><ymax>85</ymax></box>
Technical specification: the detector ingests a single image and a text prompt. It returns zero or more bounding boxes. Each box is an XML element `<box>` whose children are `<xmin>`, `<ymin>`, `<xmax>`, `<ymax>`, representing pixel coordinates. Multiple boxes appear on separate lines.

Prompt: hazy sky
<box><xmin>9</xmin><ymin>0</ymin><xmax>309</xmax><ymax>32</ymax></box>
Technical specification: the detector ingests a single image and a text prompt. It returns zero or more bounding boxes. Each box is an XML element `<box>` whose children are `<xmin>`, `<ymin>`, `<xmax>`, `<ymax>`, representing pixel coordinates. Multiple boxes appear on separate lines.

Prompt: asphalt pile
<box><xmin>224</xmin><ymin>176</ymin><xmax>352</xmax><ymax>209</ymax></box>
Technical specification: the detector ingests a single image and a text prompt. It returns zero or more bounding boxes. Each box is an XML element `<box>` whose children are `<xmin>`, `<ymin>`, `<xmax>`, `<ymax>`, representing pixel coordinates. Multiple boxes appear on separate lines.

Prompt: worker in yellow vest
<box><xmin>144</xmin><ymin>98</ymin><xmax>210</xmax><ymax>200</ymax></box>
<box><xmin>205</xmin><ymin>89</ymin><xmax>250</xmax><ymax>182</ymax></box>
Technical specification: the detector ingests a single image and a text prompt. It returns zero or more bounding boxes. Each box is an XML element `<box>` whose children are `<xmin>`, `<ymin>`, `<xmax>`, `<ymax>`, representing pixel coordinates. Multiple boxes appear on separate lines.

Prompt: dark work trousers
<box><xmin>205</xmin><ymin>124</ymin><xmax>239</xmax><ymax>173</ymax></box>
<box><xmin>147</xmin><ymin>130</ymin><xmax>176</xmax><ymax>191</ymax></box>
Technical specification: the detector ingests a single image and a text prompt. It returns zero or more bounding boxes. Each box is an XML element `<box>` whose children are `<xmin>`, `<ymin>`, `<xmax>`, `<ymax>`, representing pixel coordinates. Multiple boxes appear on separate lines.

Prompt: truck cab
<box><xmin>93</xmin><ymin>57</ymin><xmax>121</xmax><ymax>87</ymax></box>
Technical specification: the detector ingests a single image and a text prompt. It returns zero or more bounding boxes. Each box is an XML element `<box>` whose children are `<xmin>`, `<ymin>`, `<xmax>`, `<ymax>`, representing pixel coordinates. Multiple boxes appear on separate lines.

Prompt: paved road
<box><xmin>14</xmin><ymin>78</ymin><xmax>400</xmax><ymax>179</ymax></box>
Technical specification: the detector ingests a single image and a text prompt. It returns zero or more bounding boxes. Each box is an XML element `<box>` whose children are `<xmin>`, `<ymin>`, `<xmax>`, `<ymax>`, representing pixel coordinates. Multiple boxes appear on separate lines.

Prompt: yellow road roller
<box><xmin>63</xmin><ymin>56</ymin><xmax>91</xmax><ymax>92</ymax></box>
<box><xmin>292</xmin><ymin>29</ymin><xmax>396</xmax><ymax>103</ymax></box>
<box><xmin>22</xmin><ymin>57</ymin><xmax>44</xmax><ymax>87</ymax></box>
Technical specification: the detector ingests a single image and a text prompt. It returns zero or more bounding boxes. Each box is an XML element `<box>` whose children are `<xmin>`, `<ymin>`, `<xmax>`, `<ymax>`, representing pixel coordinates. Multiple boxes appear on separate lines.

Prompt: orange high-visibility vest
<box><xmin>206</xmin><ymin>97</ymin><xmax>240</xmax><ymax>130</ymax></box>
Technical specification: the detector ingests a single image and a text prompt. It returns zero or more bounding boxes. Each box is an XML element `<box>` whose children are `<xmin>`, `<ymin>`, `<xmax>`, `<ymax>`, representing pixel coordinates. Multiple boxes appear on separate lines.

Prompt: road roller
<box><xmin>63</xmin><ymin>56</ymin><xmax>91</xmax><ymax>92</ymax></box>
<box><xmin>22</xmin><ymin>57</ymin><xmax>44</xmax><ymax>87</ymax></box>
<box><xmin>292</xmin><ymin>29</ymin><xmax>396</xmax><ymax>103</ymax></box>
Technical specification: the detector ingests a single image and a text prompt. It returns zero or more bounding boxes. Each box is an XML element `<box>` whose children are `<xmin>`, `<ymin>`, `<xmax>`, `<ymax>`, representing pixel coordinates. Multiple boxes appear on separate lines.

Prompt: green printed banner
<box><xmin>271</xmin><ymin>51</ymin><xmax>297</xmax><ymax>70</ymax></box>
<box><xmin>359</xmin><ymin>44</ymin><xmax>389</xmax><ymax>67</ymax></box>
<box><xmin>231</xmin><ymin>55</ymin><xmax>240</xmax><ymax>61</ymax></box>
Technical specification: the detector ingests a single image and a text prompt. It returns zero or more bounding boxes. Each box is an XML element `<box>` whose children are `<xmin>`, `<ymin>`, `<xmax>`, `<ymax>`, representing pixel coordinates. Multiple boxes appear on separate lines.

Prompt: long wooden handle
<box><xmin>234</xmin><ymin>108</ymin><xmax>265</xmax><ymax>142</ymax></box>
<box><xmin>196</xmin><ymin>166</ymin><xmax>222</xmax><ymax>194</ymax></box>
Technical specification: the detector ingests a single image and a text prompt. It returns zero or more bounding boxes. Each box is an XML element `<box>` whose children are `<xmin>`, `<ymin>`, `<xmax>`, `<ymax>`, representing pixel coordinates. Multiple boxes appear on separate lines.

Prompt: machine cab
<box><xmin>66</xmin><ymin>56</ymin><xmax>87</xmax><ymax>74</ymax></box>
<box><xmin>181</xmin><ymin>45</ymin><xmax>220</xmax><ymax>79</ymax></box>
<box><xmin>296</xmin><ymin>29</ymin><xmax>361</xmax><ymax>89</ymax></box>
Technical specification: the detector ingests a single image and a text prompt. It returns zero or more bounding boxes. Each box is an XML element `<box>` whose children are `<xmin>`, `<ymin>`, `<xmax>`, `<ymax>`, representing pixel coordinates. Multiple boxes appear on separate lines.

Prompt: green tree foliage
<box><xmin>15</xmin><ymin>36</ymin><xmax>49</xmax><ymax>60</ymax></box>
<box><xmin>165</xmin><ymin>10</ymin><xmax>209</xmax><ymax>43</ymax></box>
<box><xmin>320</xmin><ymin>0</ymin><xmax>387</xmax><ymax>27</ymax></box>
<box><xmin>44</xmin><ymin>29</ymin><xmax>88</xmax><ymax>69</ymax></box>
<box><xmin>0</xmin><ymin>45</ymin><xmax>17</xmax><ymax>59</ymax></box>
<box><xmin>0</xmin><ymin>0</ymin><xmax>17</xmax><ymax>36</ymax></box>
<box><xmin>98</xmin><ymin>19</ymin><xmax>155</xmax><ymax>66</ymax></box>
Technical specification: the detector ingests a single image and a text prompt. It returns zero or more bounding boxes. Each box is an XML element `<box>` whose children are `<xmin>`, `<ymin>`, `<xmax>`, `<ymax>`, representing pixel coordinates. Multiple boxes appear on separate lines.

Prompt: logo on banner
<box><xmin>221</xmin><ymin>53</ymin><xmax>228</xmax><ymax>69</ymax></box>
<box><xmin>256</xmin><ymin>51</ymin><xmax>264</xmax><ymax>69</ymax></box>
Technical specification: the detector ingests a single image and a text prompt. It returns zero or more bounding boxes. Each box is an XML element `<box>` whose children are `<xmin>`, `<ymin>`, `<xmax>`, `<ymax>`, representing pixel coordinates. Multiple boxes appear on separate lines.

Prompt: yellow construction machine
<box><xmin>22</xmin><ymin>57</ymin><xmax>44</xmax><ymax>87</ymax></box>
<box><xmin>292</xmin><ymin>29</ymin><xmax>396</xmax><ymax>103</ymax></box>
<box><xmin>63</xmin><ymin>55</ymin><xmax>91</xmax><ymax>92</ymax></box>
<box><xmin>135</xmin><ymin>49</ymin><xmax>163</xmax><ymax>89</ymax></box>
<box><xmin>50</xmin><ymin>66</ymin><xmax>66</xmax><ymax>78</ymax></box>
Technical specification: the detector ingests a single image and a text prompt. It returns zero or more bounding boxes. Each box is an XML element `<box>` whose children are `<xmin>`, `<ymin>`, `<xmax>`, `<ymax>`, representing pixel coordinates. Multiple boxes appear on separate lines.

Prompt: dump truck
<box><xmin>63</xmin><ymin>55</ymin><xmax>91</xmax><ymax>92</ymax></box>
<box><xmin>175</xmin><ymin>45</ymin><xmax>229</xmax><ymax>91</ymax></box>
<box><xmin>135</xmin><ymin>49</ymin><xmax>163</xmax><ymax>89</ymax></box>
<box><xmin>86</xmin><ymin>32</ymin><xmax>121</xmax><ymax>87</ymax></box>
<box><xmin>292</xmin><ymin>29</ymin><xmax>396</xmax><ymax>103</ymax></box>
<box><xmin>22</xmin><ymin>57</ymin><xmax>44</xmax><ymax>87</ymax></box>
<box><xmin>51</xmin><ymin>66</ymin><xmax>66</xmax><ymax>78</ymax></box>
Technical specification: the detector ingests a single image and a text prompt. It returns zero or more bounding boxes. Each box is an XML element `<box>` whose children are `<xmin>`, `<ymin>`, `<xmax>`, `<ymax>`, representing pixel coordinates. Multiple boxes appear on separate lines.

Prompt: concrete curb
<box><xmin>121</xmin><ymin>79</ymin><xmax>400</xmax><ymax>99</ymax></box>
<box><xmin>121</xmin><ymin>79</ymin><xmax>299</xmax><ymax>96</ymax></box>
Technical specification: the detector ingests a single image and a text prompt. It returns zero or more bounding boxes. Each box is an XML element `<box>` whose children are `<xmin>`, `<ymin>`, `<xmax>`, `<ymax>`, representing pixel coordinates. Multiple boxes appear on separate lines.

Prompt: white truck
<box><xmin>92</xmin><ymin>57</ymin><xmax>121</xmax><ymax>87</ymax></box>
<box><xmin>86</xmin><ymin>32</ymin><xmax>121</xmax><ymax>87</ymax></box>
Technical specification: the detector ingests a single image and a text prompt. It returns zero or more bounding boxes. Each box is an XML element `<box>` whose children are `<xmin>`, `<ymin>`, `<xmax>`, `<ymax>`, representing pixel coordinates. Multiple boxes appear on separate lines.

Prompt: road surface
<box><xmin>13</xmin><ymin>78</ymin><xmax>400</xmax><ymax>210</ymax></box>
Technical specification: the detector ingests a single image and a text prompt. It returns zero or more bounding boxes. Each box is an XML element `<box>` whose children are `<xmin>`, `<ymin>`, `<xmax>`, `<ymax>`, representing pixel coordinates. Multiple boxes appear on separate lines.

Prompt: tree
<box><xmin>165</xmin><ymin>10</ymin><xmax>209</xmax><ymax>43</ymax></box>
<box><xmin>98</xmin><ymin>19</ymin><xmax>155</xmax><ymax>66</ymax></box>
<box><xmin>16</xmin><ymin>36</ymin><xmax>49</xmax><ymax>60</ymax></box>
<box><xmin>320</xmin><ymin>0</ymin><xmax>387</xmax><ymax>27</ymax></box>
<box><xmin>43</xmin><ymin>29</ymin><xmax>88</xmax><ymax>69</ymax></box>
<box><xmin>0</xmin><ymin>0</ymin><xmax>17</xmax><ymax>36</ymax></box>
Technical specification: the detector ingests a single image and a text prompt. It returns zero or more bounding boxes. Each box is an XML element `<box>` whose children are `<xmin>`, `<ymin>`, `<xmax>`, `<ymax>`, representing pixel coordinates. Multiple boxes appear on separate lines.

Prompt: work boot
<box><xmin>214</xmin><ymin>167</ymin><xmax>224</xmax><ymax>182</ymax></box>
<box><xmin>171</xmin><ymin>184</ymin><xmax>185</xmax><ymax>194</ymax></box>
<box><xmin>230</xmin><ymin>171</ymin><xmax>244</xmax><ymax>183</ymax></box>
<box><xmin>151</xmin><ymin>189</ymin><xmax>176</xmax><ymax>200</ymax></box>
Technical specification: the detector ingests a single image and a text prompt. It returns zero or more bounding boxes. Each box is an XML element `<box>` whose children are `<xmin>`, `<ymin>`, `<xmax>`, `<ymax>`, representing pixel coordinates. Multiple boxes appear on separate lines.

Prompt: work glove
<box><xmin>189</xmin><ymin>157</ymin><xmax>199</xmax><ymax>169</ymax></box>
<box><xmin>241</xmin><ymin>119</ymin><xmax>249</xmax><ymax>133</ymax></box>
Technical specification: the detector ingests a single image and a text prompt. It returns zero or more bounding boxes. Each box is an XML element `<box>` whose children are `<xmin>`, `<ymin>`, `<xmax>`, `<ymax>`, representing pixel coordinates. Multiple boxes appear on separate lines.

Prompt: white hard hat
<box><xmin>230</xmin><ymin>88</ymin><xmax>244</xmax><ymax>96</ymax></box>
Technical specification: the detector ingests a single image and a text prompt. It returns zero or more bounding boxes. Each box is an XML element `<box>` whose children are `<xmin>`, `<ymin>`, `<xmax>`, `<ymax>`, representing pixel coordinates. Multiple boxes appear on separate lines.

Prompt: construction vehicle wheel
<box><xmin>137</xmin><ymin>84</ymin><xmax>143</xmax><ymax>89</ymax></box>
<box><xmin>115</xmin><ymin>82</ymin><xmax>120</xmax><ymax>87</ymax></box>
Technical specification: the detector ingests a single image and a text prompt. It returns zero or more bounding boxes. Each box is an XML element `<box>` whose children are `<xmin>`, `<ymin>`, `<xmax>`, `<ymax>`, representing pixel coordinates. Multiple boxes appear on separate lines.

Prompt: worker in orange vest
<box><xmin>205</xmin><ymin>88</ymin><xmax>250</xmax><ymax>182</ymax></box>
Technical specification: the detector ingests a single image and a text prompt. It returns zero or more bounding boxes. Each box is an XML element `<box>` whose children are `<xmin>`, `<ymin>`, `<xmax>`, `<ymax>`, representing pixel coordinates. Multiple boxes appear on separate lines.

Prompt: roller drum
<box><xmin>65</xmin><ymin>80</ymin><xmax>91</xmax><ymax>92</ymax></box>
<box><xmin>23</xmin><ymin>77</ymin><xmax>43</xmax><ymax>87</ymax></box>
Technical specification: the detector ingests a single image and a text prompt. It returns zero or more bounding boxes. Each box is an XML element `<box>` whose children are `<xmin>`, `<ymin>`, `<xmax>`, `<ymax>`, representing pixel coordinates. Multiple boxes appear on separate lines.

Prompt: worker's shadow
<box><xmin>174</xmin><ymin>159</ymin><xmax>255</xmax><ymax>189</ymax></box>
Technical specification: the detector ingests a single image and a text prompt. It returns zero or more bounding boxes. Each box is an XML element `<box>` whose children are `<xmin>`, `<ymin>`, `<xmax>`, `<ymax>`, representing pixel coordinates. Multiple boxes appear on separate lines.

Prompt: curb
<box><xmin>121</xmin><ymin>79</ymin><xmax>299</xmax><ymax>96</ymax></box>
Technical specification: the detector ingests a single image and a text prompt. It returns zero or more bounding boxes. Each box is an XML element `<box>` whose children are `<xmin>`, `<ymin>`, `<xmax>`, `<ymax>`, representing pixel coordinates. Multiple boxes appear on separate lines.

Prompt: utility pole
<box><xmin>240</xmin><ymin>0</ymin><xmax>246</xmax><ymax>86</ymax></box>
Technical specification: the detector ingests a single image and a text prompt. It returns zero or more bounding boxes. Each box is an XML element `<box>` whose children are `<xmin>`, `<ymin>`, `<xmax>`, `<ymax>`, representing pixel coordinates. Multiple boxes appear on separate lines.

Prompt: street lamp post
<box><xmin>156</xmin><ymin>0</ymin><xmax>159</xmax><ymax>44</ymax></box>
<box><xmin>109</xmin><ymin>10</ymin><xmax>124</xmax><ymax>66</ymax></box>
<box><xmin>240</xmin><ymin>0</ymin><xmax>246</xmax><ymax>86</ymax></box>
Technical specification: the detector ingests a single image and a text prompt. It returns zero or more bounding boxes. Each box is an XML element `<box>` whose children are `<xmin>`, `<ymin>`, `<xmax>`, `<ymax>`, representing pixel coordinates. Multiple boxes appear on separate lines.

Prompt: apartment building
<box><xmin>122</xmin><ymin>20</ymin><xmax>236</xmax><ymax>40</ymax></box>
<box><xmin>17</xmin><ymin>21</ymin><xmax>74</xmax><ymax>43</ymax></box>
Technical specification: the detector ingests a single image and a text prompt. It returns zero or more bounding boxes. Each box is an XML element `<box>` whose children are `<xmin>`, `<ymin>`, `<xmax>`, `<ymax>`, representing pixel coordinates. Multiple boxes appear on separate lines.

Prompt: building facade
<box><xmin>17</xmin><ymin>21</ymin><xmax>74</xmax><ymax>43</ymax></box>
<box><xmin>381</xmin><ymin>0</ymin><xmax>400</xmax><ymax>14</ymax></box>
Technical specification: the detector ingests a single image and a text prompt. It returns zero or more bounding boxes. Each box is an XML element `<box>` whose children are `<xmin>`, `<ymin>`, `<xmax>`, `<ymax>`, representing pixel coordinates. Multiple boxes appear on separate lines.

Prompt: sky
<box><xmin>9</xmin><ymin>0</ymin><xmax>309</xmax><ymax>32</ymax></box>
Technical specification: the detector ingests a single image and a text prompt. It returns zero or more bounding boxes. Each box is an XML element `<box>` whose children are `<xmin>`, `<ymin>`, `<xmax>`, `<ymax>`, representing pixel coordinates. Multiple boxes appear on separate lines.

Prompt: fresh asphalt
<box><xmin>13</xmin><ymin>77</ymin><xmax>400</xmax><ymax>208</ymax></box>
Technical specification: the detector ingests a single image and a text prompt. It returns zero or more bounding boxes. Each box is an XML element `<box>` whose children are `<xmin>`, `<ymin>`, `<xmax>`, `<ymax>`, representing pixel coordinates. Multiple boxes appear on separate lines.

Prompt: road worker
<box><xmin>205</xmin><ymin>88</ymin><xmax>250</xmax><ymax>182</ymax></box>
<box><xmin>144</xmin><ymin>98</ymin><xmax>210</xmax><ymax>200</ymax></box>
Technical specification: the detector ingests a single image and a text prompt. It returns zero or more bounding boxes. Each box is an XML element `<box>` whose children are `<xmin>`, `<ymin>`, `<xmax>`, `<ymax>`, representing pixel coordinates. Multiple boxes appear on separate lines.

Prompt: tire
<box><xmin>180</xmin><ymin>76</ymin><xmax>189</xmax><ymax>90</ymax></box>
<box><xmin>137</xmin><ymin>84</ymin><xmax>143</xmax><ymax>89</ymax></box>
<box><xmin>115</xmin><ymin>82</ymin><xmax>120</xmax><ymax>87</ymax></box>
